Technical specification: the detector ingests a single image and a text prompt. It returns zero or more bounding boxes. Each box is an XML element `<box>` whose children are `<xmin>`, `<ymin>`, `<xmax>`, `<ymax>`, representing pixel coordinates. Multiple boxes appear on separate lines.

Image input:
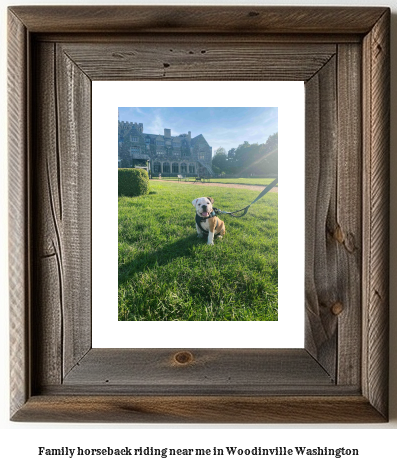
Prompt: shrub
<box><xmin>118</xmin><ymin>168</ymin><xmax>149</xmax><ymax>197</ymax></box>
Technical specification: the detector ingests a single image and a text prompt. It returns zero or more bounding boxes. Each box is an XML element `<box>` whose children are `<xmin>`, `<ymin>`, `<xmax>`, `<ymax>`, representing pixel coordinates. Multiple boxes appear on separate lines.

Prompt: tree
<box><xmin>212</xmin><ymin>147</ymin><xmax>228</xmax><ymax>173</ymax></box>
<box><xmin>260</xmin><ymin>133</ymin><xmax>278</xmax><ymax>175</ymax></box>
<box><xmin>265</xmin><ymin>133</ymin><xmax>278</xmax><ymax>153</ymax></box>
<box><xmin>212</xmin><ymin>133</ymin><xmax>278</xmax><ymax>176</ymax></box>
<box><xmin>214</xmin><ymin>147</ymin><xmax>227</xmax><ymax>157</ymax></box>
<box><xmin>227</xmin><ymin>148</ymin><xmax>236</xmax><ymax>162</ymax></box>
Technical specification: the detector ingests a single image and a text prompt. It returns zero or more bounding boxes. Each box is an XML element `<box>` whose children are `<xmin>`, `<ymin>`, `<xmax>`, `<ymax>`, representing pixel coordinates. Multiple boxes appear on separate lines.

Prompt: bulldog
<box><xmin>192</xmin><ymin>197</ymin><xmax>226</xmax><ymax>245</ymax></box>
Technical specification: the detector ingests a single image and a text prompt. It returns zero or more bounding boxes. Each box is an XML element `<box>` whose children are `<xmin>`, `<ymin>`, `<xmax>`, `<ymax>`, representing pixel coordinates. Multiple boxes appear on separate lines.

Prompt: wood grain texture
<box><xmin>32</xmin><ymin>42</ymin><xmax>92</xmax><ymax>388</ymax></box>
<box><xmin>34</xmin><ymin>33</ymin><xmax>363</xmax><ymax>45</ymax></box>
<box><xmin>335</xmin><ymin>44</ymin><xmax>362</xmax><ymax>386</ymax></box>
<box><xmin>362</xmin><ymin>10</ymin><xmax>390</xmax><ymax>419</ymax></box>
<box><xmin>32</xmin><ymin>42</ymin><xmax>63</xmax><ymax>387</ymax></box>
<box><xmin>8</xmin><ymin>6</ymin><xmax>390</xmax><ymax>423</ymax></box>
<box><xmin>304</xmin><ymin>56</ymin><xmax>338</xmax><ymax>378</ymax></box>
<box><xmin>11</xmin><ymin>396</ymin><xmax>386</xmax><ymax>424</ymax></box>
<box><xmin>8</xmin><ymin>10</ymin><xmax>30</xmax><ymax>419</ymax></box>
<box><xmin>55</xmin><ymin>45</ymin><xmax>92</xmax><ymax>377</ymax></box>
<box><xmin>62</xmin><ymin>348</ymin><xmax>333</xmax><ymax>389</ymax></box>
<box><xmin>60</xmin><ymin>42</ymin><xmax>335</xmax><ymax>82</ymax></box>
<box><xmin>9</xmin><ymin>6</ymin><xmax>387</xmax><ymax>34</ymax></box>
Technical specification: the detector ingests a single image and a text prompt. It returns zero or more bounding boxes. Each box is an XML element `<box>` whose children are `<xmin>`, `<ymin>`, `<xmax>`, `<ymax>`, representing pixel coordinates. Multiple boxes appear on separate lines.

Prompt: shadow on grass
<box><xmin>118</xmin><ymin>233</ymin><xmax>204</xmax><ymax>285</ymax></box>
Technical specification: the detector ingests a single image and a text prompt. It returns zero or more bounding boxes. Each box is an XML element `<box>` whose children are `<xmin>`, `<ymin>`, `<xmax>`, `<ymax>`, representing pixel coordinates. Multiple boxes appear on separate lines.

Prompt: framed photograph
<box><xmin>115</xmin><ymin>102</ymin><xmax>281</xmax><ymax>325</ymax></box>
<box><xmin>8</xmin><ymin>6</ymin><xmax>390</xmax><ymax>423</ymax></box>
<box><xmin>92</xmin><ymin>82</ymin><xmax>305</xmax><ymax>348</ymax></box>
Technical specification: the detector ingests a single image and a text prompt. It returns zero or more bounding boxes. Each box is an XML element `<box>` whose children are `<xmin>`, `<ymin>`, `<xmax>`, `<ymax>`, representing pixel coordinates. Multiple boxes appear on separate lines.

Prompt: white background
<box><xmin>1</xmin><ymin>0</ymin><xmax>397</xmax><ymax>470</ymax></box>
<box><xmin>92</xmin><ymin>81</ymin><xmax>304</xmax><ymax>348</ymax></box>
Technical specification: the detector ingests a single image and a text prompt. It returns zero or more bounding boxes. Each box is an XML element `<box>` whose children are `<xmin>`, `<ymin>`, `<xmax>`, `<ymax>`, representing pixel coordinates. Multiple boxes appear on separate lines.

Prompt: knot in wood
<box><xmin>333</xmin><ymin>225</ymin><xmax>344</xmax><ymax>244</ymax></box>
<box><xmin>174</xmin><ymin>351</ymin><xmax>194</xmax><ymax>365</ymax></box>
<box><xmin>331</xmin><ymin>302</ymin><xmax>344</xmax><ymax>316</ymax></box>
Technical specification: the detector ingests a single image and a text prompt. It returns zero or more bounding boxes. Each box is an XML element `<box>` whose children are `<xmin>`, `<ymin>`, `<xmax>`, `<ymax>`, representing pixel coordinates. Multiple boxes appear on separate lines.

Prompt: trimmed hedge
<box><xmin>118</xmin><ymin>168</ymin><xmax>149</xmax><ymax>197</ymax></box>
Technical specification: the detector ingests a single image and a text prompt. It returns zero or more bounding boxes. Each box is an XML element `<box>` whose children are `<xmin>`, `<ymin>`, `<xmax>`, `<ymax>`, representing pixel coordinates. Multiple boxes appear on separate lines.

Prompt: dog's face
<box><xmin>192</xmin><ymin>197</ymin><xmax>214</xmax><ymax>218</ymax></box>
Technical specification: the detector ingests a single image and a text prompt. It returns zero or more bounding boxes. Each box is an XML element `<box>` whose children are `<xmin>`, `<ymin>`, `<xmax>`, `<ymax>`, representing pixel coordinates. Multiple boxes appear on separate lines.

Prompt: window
<box><xmin>156</xmin><ymin>149</ymin><xmax>165</xmax><ymax>155</ymax></box>
<box><xmin>145</xmin><ymin>137</ymin><xmax>151</xmax><ymax>143</ymax></box>
<box><xmin>180</xmin><ymin>163</ymin><xmax>187</xmax><ymax>173</ymax></box>
<box><xmin>156</xmin><ymin>140</ymin><xmax>164</xmax><ymax>146</ymax></box>
<box><xmin>173</xmin><ymin>151</ymin><xmax>180</xmax><ymax>156</ymax></box>
<box><xmin>189</xmin><ymin>165</ymin><xmax>195</xmax><ymax>174</ymax></box>
<box><xmin>199</xmin><ymin>152</ymin><xmax>205</xmax><ymax>160</ymax></box>
<box><xmin>173</xmin><ymin>141</ymin><xmax>181</xmax><ymax>147</ymax></box>
<box><xmin>172</xmin><ymin>163</ymin><xmax>179</xmax><ymax>173</ymax></box>
<box><xmin>132</xmin><ymin>136</ymin><xmax>138</xmax><ymax>142</ymax></box>
<box><xmin>153</xmin><ymin>163</ymin><xmax>161</xmax><ymax>173</ymax></box>
<box><xmin>163</xmin><ymin>163</ymin><xmax>170</xmax><ymax>173</ymax></box>
<box><xmin>131</xmin><ymin>147</ymin><xmax>139</xmax><ymax>153</ymax></box>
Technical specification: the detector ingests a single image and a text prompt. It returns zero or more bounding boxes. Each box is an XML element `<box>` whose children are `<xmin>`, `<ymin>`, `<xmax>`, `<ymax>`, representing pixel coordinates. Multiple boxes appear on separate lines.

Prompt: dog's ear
<box><xmin>208</xmin><ymin>197</ymin><xmax>214</xmax><ymax>204</ymax></box>
<box><xmin>192</xmin><ymin>198</ymin><xmax>198</xmax><ymax>207</ymax></box>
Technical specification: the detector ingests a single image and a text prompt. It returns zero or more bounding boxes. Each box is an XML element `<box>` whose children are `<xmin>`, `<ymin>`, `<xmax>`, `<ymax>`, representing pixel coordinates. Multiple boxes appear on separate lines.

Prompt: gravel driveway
<box><xmin>160</xmin><ymin>180</ymin><xmax>278</xmax><ymax>192</ymax></box>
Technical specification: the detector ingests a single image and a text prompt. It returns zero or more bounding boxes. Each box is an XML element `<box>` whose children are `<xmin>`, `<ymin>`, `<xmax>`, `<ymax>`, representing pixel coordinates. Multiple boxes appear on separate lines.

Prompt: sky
<box><xmin>118</xmin><ymin>107</ymin><xmax>278</xmax><ymax>155</ymax></box>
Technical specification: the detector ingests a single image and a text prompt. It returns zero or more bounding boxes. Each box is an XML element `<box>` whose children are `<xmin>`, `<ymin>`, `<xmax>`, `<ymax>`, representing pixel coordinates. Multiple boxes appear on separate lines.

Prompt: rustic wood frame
<box><xmin>8</xmin><ymin>6</ymin><xmax>390</xmax><ymax>423</ymax></box>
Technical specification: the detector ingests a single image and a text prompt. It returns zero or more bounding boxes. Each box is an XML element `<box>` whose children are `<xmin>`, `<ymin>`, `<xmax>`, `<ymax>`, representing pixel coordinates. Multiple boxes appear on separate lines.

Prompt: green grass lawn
<box><xmin>206</xmin><ymin>177</ymin><xmax>277</xmax><ymax>186</ymax></box>
<box><xmin>118</xmin><ymin>181</ymin><xmax>278</xmax><ymax>321</ymax></box>
<box><xmin>153</xmin><ymin>176</ymin><xmax>277</xmax><ymax>186</ymax></box>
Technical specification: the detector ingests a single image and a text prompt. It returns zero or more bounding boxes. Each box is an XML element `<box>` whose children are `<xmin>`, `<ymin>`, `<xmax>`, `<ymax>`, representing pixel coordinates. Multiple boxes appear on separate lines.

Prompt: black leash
<box><xmin>213</xmin><ymin>178</ymin><xmax>278</xmax><ymax>218</ymax></box>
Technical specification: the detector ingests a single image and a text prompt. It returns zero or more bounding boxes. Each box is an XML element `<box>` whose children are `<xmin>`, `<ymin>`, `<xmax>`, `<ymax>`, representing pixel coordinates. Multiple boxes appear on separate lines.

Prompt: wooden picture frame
<box><xmin>8</xmin><ymin>6</ymin><xmax>390</xmax><ymax>423</ymax></box>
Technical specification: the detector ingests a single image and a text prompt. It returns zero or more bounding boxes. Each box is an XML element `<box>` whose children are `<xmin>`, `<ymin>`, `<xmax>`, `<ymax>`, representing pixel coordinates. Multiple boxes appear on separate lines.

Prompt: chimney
<box><xmin>188</xmin><ymin>131</ymin><xmax>191</xmax><ymax>141</ymax></box>
<box><xmin>164</xmin><ymin>128</ymin><xmax>171</xmax><ymax>138</ymax></box>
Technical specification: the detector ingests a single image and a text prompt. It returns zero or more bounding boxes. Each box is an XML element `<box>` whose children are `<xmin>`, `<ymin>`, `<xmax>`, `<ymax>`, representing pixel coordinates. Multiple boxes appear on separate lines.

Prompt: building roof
<box><xmin>191</xmin><ymin>134</ymin><xmax>210</xmax><ymax>146</ymax></box>
<box><xmin>119</xmin><ymin>122</ymin><xmax>211</xmax><ymax>149</ymax></box>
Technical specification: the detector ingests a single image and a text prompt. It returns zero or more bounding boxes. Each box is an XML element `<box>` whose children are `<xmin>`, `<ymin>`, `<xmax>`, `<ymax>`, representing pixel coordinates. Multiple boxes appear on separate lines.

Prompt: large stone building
<box><xmin>118</xmin><ymin>121</ymin><xmax>213</xmax><ymax>177</ymax></box>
